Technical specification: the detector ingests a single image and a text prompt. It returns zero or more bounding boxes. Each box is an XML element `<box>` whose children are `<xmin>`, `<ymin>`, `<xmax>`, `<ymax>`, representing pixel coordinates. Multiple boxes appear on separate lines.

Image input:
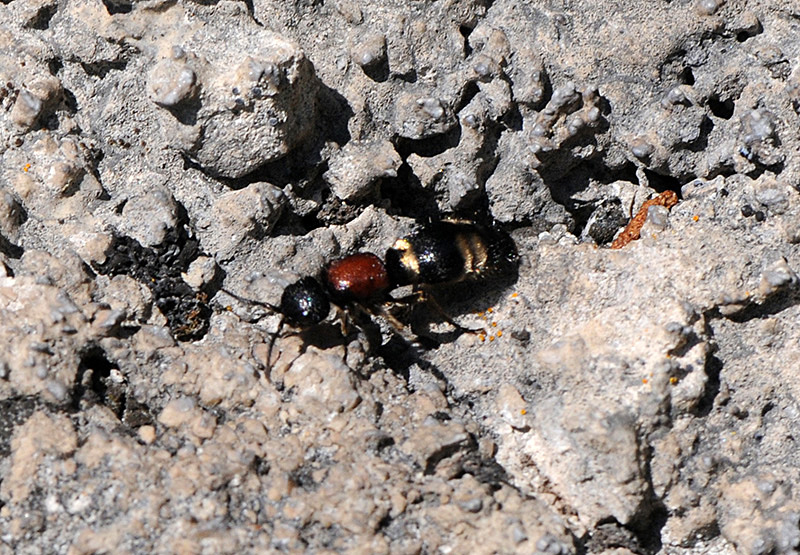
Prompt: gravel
<box><xmin>2</xmin><ymin>0</ymin><xmax>800</xmax><ymax>553</ymax></box>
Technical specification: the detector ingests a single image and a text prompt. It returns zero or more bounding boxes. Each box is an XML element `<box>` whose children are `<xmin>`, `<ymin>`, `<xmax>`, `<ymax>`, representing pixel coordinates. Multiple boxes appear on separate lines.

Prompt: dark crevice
<box><xmin>81</xmin><ymin>60</ymin><xmax>129</xmax><ymax>78</ymax></box>
<box><xmin>73</xmin><ymin>345</ymin><xmax>125</xmax><ymax>419</ymax></box>
<box><xmin>381</xmin><ymin>163</ymin><xmax>441</xmax><ymax>221</ymax></box>
<box><xmin>317</xmin><ymin>82</ymin><xmax>354</xmax><ymax>149</ymax></box>
<box><xmin>0</xmin><ymin>234</ymin><xmax>24</xmax><ymax>259</ymax></box>
<box><xmin>289</xmin><ymin>464</ymin><xmax>321</xmax><ymax>491</ymax></box>
<box><xmin>707</xmin><ymin>94</ymin><xmax>735</xmax><ymax>119</ymax></box>
<box><xmin>581</xmin><ymin>521</ymin><xmax>647</xmax><ymax>555</ymax></box>
<box><xmin>634</xmin><ymin>440</ymin><xmax>670</xmax><ymax>553</ymax></box>
<box><xmin>683</xmin><ymin>114</ymin><xmax>713</xmax><ymax>154</ymax></box>
<box><xmin>713</xmin><ymin>289</ymin><xmax>800</xmax><ymax>324</ymax></box>
<box><xmin>744</xmin><ymin>156</ymin><xmax>786</xmax><ymax>180</ymax></box>
<box><xmin>544</xmin><ymin>160</ymin><xmax>636</xmax><ymax>239</ymax></box>
<box><xmin>395</xmin><ymin>124</ymin><xmax>462</xmax><ymax>159</ymax></box>
<box><xmin>736</xmin><ymin>22</ymin><xmax>762</xmax><ymax>42</ymax></box>
<box><xmin>694</xmin><ymin>353</ymin><xmax>723</xmax><ymax>418</ymax></box>
<box><xmin>361</xmin><ymin>56</ymin><xmax>390</xmax><ymax>82</ymax></box>
<box><xmin>101</xmin><ymin>0</ymin><xmax>133</xmax><ymax>14</ymax></box>
<box><xmin>644</xmin><ymin>169</ymin><xmax>683</xmax><ymax>196</ymax></box>
<box><xmin>423</xmin><ymin>435</ymin><xmax>475</xmax><ymax>475</ymax></box>
<box><xmin>459</xmin><ymin>24</ymin><xmax>475</xmax><ymax>56</ymax></box>
<box><xmin>47</xmin><ymin>58</ymin><xmax>63</xmax><ymax>76</ymax></box>
<box><xmin>165</xmin><ymin>96</ymin><xmax>201</xmax><ymax>127</ymax></box>
<box><xmin>0</xmin><ymin>397</ymin><xmax>40</xmax><ymax>458</ymax></box>
<box><xmin>24</xmin><ymin>3</ymin><xmax>57</xmax><ymax>29</ymax></box>
<box><xmin>454</xmin><ymin>80</ymin><xmax>480</xmax><ymax>114</ymax></box>
<box><xmin>242</xmin><ymin>0</ymin><xmax>258</xmax><ymax>23</ymax></box>
<box><xmin>678</xmin><ymin>66</ymin><xmax>695</xmax><ymax>86</ymax></box>
<box><xmin>61</xmin><ymin>87</ymin><xmax>79</xmax><ymax>114</ymax></box>
<box><xmin>252</xmin><ymin>456</ymin><xmax>271</xmax><ymax>476</ymax></box>
<box><xmin>458</xmin><ymin>450</ymin><xmax>511</xmax><ymax>489</ymax></box>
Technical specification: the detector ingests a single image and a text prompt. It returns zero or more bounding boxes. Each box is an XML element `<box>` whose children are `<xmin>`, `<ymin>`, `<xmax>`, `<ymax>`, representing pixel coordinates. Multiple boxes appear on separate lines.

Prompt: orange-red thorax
<box><xmin>324</xmin><ymin>253</ymin><xmax>391</xmax><ymax>301</ymax></box>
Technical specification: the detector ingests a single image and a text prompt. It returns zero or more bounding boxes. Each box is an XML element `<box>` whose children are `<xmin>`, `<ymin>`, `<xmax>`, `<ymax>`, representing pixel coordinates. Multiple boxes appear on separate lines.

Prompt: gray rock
<box><xmin>3</xmin><ymin>0</ymin><xmax>800</xmax><ymax>553</ymax></box>
<box><xmin>324</xmin><ymin>140</ymin><xmax>401</xmax><ymax>202</ymax></box>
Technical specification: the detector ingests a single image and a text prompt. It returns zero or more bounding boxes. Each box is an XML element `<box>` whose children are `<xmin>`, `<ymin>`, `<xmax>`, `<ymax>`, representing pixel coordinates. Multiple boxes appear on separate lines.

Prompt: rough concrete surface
<box><xmin>1</xmin><ymin>0</ymin><xmax>800</xmax><ymax>553</ymax></box>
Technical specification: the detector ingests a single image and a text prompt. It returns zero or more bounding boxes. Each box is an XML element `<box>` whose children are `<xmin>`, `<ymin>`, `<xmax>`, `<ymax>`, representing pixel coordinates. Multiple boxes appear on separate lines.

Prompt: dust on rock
<box><xmin>2</xmin><ymin>0</ymin><xmax>800</xmax><ymax>553</ymax></box>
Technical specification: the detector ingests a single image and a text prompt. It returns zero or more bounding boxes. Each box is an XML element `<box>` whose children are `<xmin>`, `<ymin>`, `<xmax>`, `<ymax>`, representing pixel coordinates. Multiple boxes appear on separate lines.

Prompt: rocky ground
<box><xmin>2</xmin><ymin>0</ymin><xmax>800</xmax><ymax>553</ymax></box>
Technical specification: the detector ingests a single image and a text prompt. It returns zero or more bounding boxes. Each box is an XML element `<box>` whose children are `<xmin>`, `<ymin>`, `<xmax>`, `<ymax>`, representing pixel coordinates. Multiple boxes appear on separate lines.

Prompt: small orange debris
<box><xmin>520</xmin><ymin>409</ymin><xmax>527</xmax><ymax>415</ymax></box>
<box><xmin>642</xmin><ymin>378</ymin><xmax>649</xmax><ymax>384</ymax></box>
<box><xmin>511</xmin><ymin>292</ymin><xmax>518</xmax><ymax>298</ymax></box>
<box><xmin>488</xmin><ymin>335</ymin><xmax>495</xmax><ymax>341</ymax></box>
<box><xmin>478</xmin><ymin>334</ymin><xmax>486</xmax><ymax>342</ymax></box>
<box><xmin>23</xmin><ymin>163</ymin><xmax>31</xmax><ymax>172</ymax></box>
<box><xmin>693</xmin><ymin>215</ymin><xmax>699</xmax><ymax>222</ymax></box>
<box><xmin>669</xmin><ymin>376</ymin><xmax>678</xmax><ymax>385</ymax></box>
<box><xmin>611</xmin><ymin>190</ymin><xmax>679</xmax><ymax>249</ymax></box>
<box><xmin>496</xmin><ymin>330</ymin><xmax>503</xmax><ymax>338</ymax></box>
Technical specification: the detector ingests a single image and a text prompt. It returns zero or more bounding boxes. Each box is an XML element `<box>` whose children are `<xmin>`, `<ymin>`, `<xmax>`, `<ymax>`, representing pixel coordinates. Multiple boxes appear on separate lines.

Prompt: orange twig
<box><xmin>610</xmin><ymin>190</ymin><xmax>678</xmax><ymax>249</ymax></box>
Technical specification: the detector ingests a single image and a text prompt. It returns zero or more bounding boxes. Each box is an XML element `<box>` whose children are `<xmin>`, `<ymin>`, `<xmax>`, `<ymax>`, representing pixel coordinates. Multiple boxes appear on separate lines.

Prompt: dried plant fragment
<box><xmin>610</xmin><ymin>190</ymin><xmax>678</xmax><ymax>249</ymax></box>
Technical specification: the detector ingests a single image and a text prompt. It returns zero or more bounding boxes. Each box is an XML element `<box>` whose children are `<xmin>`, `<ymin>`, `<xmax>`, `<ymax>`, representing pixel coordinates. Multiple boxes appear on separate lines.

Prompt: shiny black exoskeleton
<box><xmin>279</xmin><ymin>276</ymin><xmax>331</xmax><ymax>327</ymax></box>
<box><xmin>384</xmin><ymin>220</ymin><xmax>518</xmax><ymax>287</ymax></box>
<box><xmin>230</xmin><ymin>220</ymin><xmax>518</xmax><ymax>335</ymax></box>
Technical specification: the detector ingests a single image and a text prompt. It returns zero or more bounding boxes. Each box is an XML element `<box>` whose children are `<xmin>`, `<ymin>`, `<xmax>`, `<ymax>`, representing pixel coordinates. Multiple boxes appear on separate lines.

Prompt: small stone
<box><xmin>158</xmin><ymin>397</ymin><xmax>197</xmax><ymax>428</ymax></box>
<box><xmin>182</xmin><ymin>256</ymin><xmax>219</xmax><ymax>289</ymax></box>
<box><xmin>11</xmin><ymin>89</ymin><xmax>43</xmax><ymax>128</ymax></box>
<box><xmin>94</xmin><ymin>309</ymin><xmax>126</xmax><ymax>335</ymax></box>
<box><xmin>147</xmin><ymin>58</ymin><xmax>198</xmax><ymax>107</ymax></box>
<box><xmin>417</xmin><ymin>97</ymin><xmax>446</xmax><ymax>120</ymax></box>
<box><xmin>206</xmin><ymin>182</ymin><xmax>286</xmax><ymax>258</ymax></box>
<box><xmin>695</xmin><ymin>0</ymin><xmax>721</xmax><ymax>16</ymax></box>
<box><xmin>630</xmin><ymin>137</ymin><xmax>655</xmax><ymax>159</ymax></box>
<box><xmin>118</xmin><ymin>184</ymin><xmax>178</xmax><ymax>248</ymax></box>
<box><xmin>645</xmin><ymin>204</ymin><xmax>670</xmax><ymax>230</ymax></box>
<box><xmin>758</xmin><ymin>257</ymin><xmax>798</xmax><ymax>298</ymax></box>
<box><xmin>324</xmin><ymin>140</ymin><xmax>402</xmax><ymax>201</ymax></box>
<box><xmin>457</xmin><ymin>497</ymin><xmax>483</xmax><ymax>513</ymax></box>
<box><xmin>138</xmin><ymin>425</ymin><xmax>156</xmax><ymax>444</ymax></box>
<box><xmin>45</xmin><ymin>380</ymin><xmax>68</xmax><ymax>402</ymax></box>
<box><xmin>351</xmin><ymin>32</ymin><xmax>387</xmax><ymax>70</ymax></box>
<box><xmin>742</xmin><ymin>109</ymin><xmax>776</xmax><ymax>145</ymax></box>
<box><xmin>394</xmin><ymin>92</ymin><xmax>456</xmax><ymax>139</ymax></box>
<box><xmin>496</xmin><ymin>383</ymin><xmax>530</xmax><ymax>429</ymax></box>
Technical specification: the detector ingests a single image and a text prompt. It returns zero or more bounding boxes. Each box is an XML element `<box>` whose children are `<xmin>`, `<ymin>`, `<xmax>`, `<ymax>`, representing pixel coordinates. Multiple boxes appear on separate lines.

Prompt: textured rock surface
<box><xmin>2</xmin><ymin>0</ymin><xmax>800</xmax><ymax>553</ymax></box>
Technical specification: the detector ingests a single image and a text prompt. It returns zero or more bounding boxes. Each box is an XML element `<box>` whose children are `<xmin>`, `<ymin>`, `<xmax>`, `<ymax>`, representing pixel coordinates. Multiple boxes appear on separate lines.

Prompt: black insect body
<box><xmin>385</xmin><ymin>220</ymin><xmax>519</xmax><ymax>287</ymax></box>
<box><xmin>271</xmin><ymin>252</ymin><xmax>391</xmax><ymax>329</ymax></box>
<box><xmin>279</xmin><ymin>276</ymin><xmax>330</xmax><ymax>327</ymax></box>
<box><xmin>225</xmin><ymin>220</ymin><xmax>518</xmax><ymax>363</ymax></box>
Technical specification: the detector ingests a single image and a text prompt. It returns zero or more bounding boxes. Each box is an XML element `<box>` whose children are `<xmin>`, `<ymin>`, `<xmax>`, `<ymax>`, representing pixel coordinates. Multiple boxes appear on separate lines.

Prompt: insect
<box><xmin>222</xmin><ymin>219</ymin><xmax>518</xmax><ymax>363</ymax></box>
<box><xmin>385</xmin><ymin>220</ymin><xmax>519</xmax><ymax>286</ymax></box>
<box><xmin>222</xmin><ymin>252</ymin><xmax>395</xmax><ymax>366</ymax></box>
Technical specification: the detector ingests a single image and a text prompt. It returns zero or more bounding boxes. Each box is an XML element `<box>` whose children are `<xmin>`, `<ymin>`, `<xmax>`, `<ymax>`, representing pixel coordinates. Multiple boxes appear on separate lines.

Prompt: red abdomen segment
<box><xmin>324</xmin><ymin>253</ymin><xmax>391</xmax><ymax>301</ymax></box>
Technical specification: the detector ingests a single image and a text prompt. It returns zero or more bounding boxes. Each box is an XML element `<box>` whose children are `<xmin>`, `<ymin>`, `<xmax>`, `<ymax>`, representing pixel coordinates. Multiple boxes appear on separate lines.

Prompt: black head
<box><xmin>280</xmin><ymin>276</ymin><xmax>331</xmax><ymax>327</ymax></box>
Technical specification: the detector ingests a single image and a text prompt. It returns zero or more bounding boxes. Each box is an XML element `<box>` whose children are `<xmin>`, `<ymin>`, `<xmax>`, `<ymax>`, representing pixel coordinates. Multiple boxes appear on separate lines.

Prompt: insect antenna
<box><xmin>219</xmin><ymin>287</ymin><xmax>280</xmax><ymax>313</ymax></box>
<box><xmin>218</xmin><ymin>287</ymin><xmax>285</xmax><ymax>369</ymax></box>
